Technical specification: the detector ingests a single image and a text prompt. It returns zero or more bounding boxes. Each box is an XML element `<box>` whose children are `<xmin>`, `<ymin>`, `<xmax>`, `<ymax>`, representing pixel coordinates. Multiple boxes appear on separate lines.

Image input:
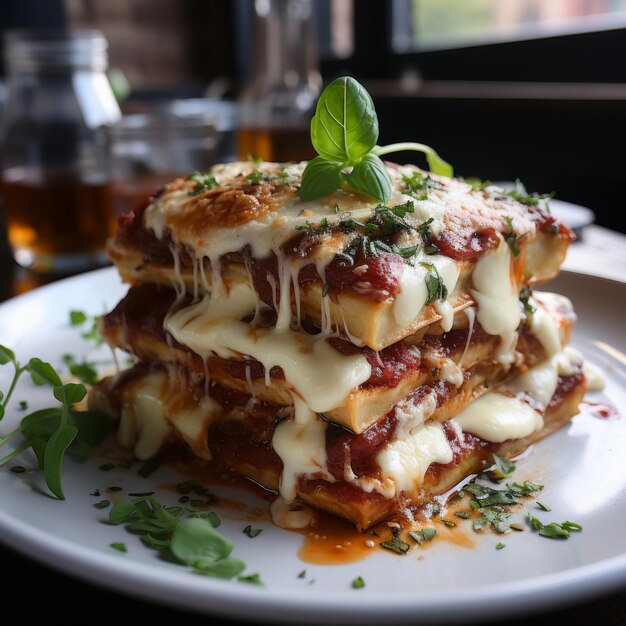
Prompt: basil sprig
<box><xmin>299</xmin><ymin>76</ymin><xmax>453</xmax><ymax>202</ymax></box>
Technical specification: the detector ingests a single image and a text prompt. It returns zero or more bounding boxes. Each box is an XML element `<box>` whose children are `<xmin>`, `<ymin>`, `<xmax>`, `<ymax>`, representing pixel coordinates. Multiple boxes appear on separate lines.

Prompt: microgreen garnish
<box><xmin>109</xmin><ymin>498</ymin><xmax>251</xmax><ymax>580</ymax></box>
<box><xmin>420</xmin><ymin>262</ymin><xmax>448</xmax><ymax>304</ymax></box>
<box><xmin>0</xmin><ymin>345</ymin><xmax>113</xmax><ymax>499</ymax></box>
<box><xmin>110</xmin><ymin>542</ymin><xmax>127</xmax><ymax>552</ymax></box>
<box><xmin>299</xmin><ymin>77</ymin><xmax>452</xmax><ymax>202</ymax></box>
<box><xmin>352</xmin><ymin>576</ymin><xmax>366</xmax><ymax>589</ymax></box>
<box><xmin>70</xmin><ymin>310</ymin><xmax>88</xmax><ymax>326</ymax></box>
<box><xmin>380</xmin><ymin>537</ymin><xmax>411</xmax><ymax>554</ymax></box>
<box><xmin>63</xmin><ymin>354</ymin><xmax>99</xmax><ymax>385</ymax></box>
<box><xmin>69</xmin><ymin>311</ymin><xmax>103</xmax><ymax>346</ymax></box>
<box><xmin>188</xmin><ymin>171</ymin><xmax>218</xmax><ymax>196</ymax></box>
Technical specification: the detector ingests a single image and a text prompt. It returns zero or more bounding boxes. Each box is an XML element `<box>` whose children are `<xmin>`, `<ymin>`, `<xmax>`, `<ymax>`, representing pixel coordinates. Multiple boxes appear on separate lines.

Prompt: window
<box><xmin>393</xmin><ymin>0</ymin><xmax>626</xmax><ymax>52</ymax></box>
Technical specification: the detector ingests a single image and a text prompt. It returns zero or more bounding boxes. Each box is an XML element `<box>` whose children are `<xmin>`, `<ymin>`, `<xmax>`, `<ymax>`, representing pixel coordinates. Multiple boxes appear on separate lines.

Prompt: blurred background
<box><xmin>0</xmin><ymin>0</ymin><xmax>625</xmax><ymax>296</ymax></box>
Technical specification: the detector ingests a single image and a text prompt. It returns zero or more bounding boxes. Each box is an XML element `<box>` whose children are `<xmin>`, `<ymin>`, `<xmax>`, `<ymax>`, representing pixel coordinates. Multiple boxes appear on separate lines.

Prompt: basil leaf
<box><xmin>109</xmin><ymin>500</ymin><xmax>138</xmax><ymax>525</ymax></box>
<box><xmin>43</xmin><ymin>424</ymin><xmax>78</xmax><ymax>499</ymax></box>
<box><xmin>310</xmin><ymin>76</ymin><xmax>378</xmax><ymax>163</ymax></box>
<box><xmin>171</xmin><ymin>518</ymin><xmax>234</xmax><ymax>565</ymax></box>
<box><xmin>299</xmin><ymin>157</ymin><xmax>345</xmax><ymax>201</ymax></box>
<box><xmin>27</xmin><ymin>358</ymin><xmax>62</xmax><ymax>387</ymax></box>
<box><xmin>345</xmin><ymin>153</ymin><xmax>392</xmax><ymax>203</ymax></box>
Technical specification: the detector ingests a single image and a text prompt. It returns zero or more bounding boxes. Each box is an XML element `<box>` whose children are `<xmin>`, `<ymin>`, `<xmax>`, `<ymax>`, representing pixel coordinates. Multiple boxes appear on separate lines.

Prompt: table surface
<box><xmin>1</xmin><ymin>224</ymin><xmax>625</xmax><ymax>624</ymax></box>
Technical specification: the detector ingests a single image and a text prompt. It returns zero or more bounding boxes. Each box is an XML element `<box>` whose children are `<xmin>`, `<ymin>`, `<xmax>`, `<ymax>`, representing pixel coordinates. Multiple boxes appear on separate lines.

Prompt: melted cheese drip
<box><xmin>470</xmin><ymin>238</ymin><xmax>520</xmax><ymax>364</ymax></box>
<box><xmin>270</xmin><ymin>497</ymin><xmax>315</xmax><ymax>529</ymax></box>
<box><xmin>393</xmin><ymin>254</ymin><xmax>460</xmax><ymax>327</ymax></box>
<box><xmin>375</xmin><ymin>420</ymin><xmax>453</xmax><ymax>495</ymax></box>
<box><xmin>584</xmin><ymin>361</ymin><xmax>605</xmax><ymax>391</ymax></box>
<box><xmin>530</xmin><ymin>292</ymin><xmax>573</xmax><ymax>357</ymax></box>
<box><xmin>453</xmin><ymin>347</ymin><xmax>583</xmax><ymax>443</ymax></box>
<box><xmin>271</xmin><ymin>395</ymin><xmax>331</xmax><ymax>502</ymax></box>
<box><xmin>117</xmin><ymin>371</ymin><xmax>219</xmax><ymax>460</ymax></box>
<box><xmin>165</xmin><ymin>285</ymin><xmax>371</xmax><ymax>413</ymax></box>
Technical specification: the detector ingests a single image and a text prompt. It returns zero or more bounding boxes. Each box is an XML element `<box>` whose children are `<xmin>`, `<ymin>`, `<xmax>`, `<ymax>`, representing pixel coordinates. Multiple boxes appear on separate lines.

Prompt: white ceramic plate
<box><xmin>0</xmin><ymin>268</ymin><xmax>625</xmax><ymax>624</ymax></box>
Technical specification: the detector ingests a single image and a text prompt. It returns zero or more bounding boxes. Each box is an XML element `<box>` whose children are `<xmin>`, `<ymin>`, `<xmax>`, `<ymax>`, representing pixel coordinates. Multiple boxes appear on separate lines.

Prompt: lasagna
<box><xmin>90</xmin><ymin>160</ymin><xmax>587</xmax><ymax>530</ymax></box>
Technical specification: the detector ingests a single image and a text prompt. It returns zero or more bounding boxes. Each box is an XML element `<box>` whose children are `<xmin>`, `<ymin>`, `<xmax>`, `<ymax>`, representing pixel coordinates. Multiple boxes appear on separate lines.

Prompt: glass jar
<box><xmin>107</xmin><ymin>112</ymin><xmax>218</xmax><ymax>217</ymax></box>
<box><xmin>1</xmin><ymin>30</ymin><xmax>121</xmax><ymax>273</ymax></box>
<box><xmin>237</xmin><ymin>0</ymin><xmax>322</xmax><ymax>162</ymax></box>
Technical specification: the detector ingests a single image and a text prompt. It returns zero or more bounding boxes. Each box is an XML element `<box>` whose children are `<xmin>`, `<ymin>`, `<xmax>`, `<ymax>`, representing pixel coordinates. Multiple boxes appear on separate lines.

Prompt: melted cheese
<box><xmin>271</xmin><ymin>395</ymin><xmax>331</xmax><ymax>502</ymax></box>
<box><xmin>584</xmin><ymin>361</ymin><xmax>605</xmax><ymax>391</ymax></box>
<box><xmin>470</xmin><ymin>238</ymin><xmax>520</xmax><ymax>364</ymax></box>
<box><xmin>393</xmin><ymin>254</ymin><xmax>460</xmax><ymax>327</ymax></box>
<box><xmin>453</xmin><ymin>393</ymin><xmax>543</xmax><ymax>444</ymax></box>
<box><xmin>270</xmin><ymin>497</ymin><xmax>315</xmax><ymax>529</ymax></box>
<box><xmin>166</xmin><ymin>285</ymin><xmax>371</xmax><ymax>413</ymax></box>
<box><xmin>393</xmin><ymin>390</ymin><xmax>438</xmax><ymax>438</ymax></box>
<box><xmin>376</xmin><ymin>420</ymin><xmax>453</xmax><ymax>494</ymax></box>
<box><xmin>118</xmin><ymin>373</ymin><xmax>172</xmax><ymax>460</ymax></box>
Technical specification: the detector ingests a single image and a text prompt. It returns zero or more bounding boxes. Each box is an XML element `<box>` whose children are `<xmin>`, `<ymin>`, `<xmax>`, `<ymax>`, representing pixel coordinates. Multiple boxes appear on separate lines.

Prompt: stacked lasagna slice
<box><xmin>90</xmin><ymin>161</ymin><xmax>586</xmax><ymax>530</ymax></box>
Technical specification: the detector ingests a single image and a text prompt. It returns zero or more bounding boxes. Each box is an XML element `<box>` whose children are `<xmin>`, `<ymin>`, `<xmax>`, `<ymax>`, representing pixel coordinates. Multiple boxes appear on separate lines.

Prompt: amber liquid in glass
<box><xmin>2</xmin><ymin>167</ymin><xmax>116</xmax><ymax>271</ymax></box>
<box><xmin>237</xmin><ymin>126</ymin><xmax>315</xmax><ymax>162</ymax></box>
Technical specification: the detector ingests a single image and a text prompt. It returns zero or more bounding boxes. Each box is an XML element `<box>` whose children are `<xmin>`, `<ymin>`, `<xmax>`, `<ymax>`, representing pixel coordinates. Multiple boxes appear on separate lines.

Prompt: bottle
<box><xmin>237</xmin><ymin>0</ymin><xmax>322</xmax><ymax>162</ymax></box>
<box><xmin>1</xmin><ymin>30</ymin><xmax>121</xmax><ymax>273</ymax></box>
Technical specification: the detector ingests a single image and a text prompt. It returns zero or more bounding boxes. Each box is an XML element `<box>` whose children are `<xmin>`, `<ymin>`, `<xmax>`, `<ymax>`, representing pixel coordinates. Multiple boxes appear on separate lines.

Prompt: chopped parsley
<box><xmin>491</xmin><ymin>453</ymin><xmax>516</xmax><ymax>479</ymax></box>
<box><xmin>402</xmin><ymin>171</ymin><xmax>441</xmax><ymax>200</ymax></box>
<box><xmin>188</xmin><ymin>171</ymin><xmax>218</xmax><ymax>196</ymax></box>
<box><xmin>352</xmin><ymin>576</ymin><xmax>366</xmax><ymax>589</ymax></box>
<box><xmin>420</xmin><ymin>262</ymin><xmax>448</xmax><ymax>304</ymax></box>
<box><xmin>246</xmin><ymin>169</ymin><xmax>264</xmax><ymax>185</ymax></box>
<box><xmin>496</xmin><ymin>542</ymin><xmax>506</xmax><ymax>550</ymax></box>
<box><xmin>18</xmin><ymin>400</ymin><xmax>27</xmax><ymax>411</ymax></box>
<box><xmin>454</xmin><ymin>512</ymin><xmax>471</xmax><ymax>520</ymax></box>
<box><xmin>528</xmin><ymin>514</ymin><xmax>582</xmax><ymax>539</ymax></box>
<box><xmin>503</xmin><ymin>215</ymin><xmax>526</xmax><ymax>257</ymax></box>
<box><xmin>380</xmin><ymin>537</ymin><xmax>411</xmax><ymax>554</ymax></box>
<box><xmin>408</xmin><ymin>528</ymin><xmax>436</xmax><ymax>544</ymax></box>
<box><xmin>110</xmin><ymin>542</ymin><xmax>127</xmax><ymax>553</ymax></box>
<box><xmin>465</xmin><ymin>177</ymin><xmax>492</xmax><ymax>191</ymax></box>
<box><xmin>243</xmin><ymin>525</ymin><xmax>263</xmax><ymax>538</ymax></box>
<box><xmin>507</xmin><ymin>179</ymin><xmax>554</xmax><ymax>210</ymax></box>
<box><xmin>519</xmin><ymin>285</ymin><xmax>537</xmax><ymax>316</ymax></box>
<box><xmin>536</xmin><ymin>501</ymin><xmax>552</xmax><ymax>512</ymax></box>
<box><xmin>94</xmin><ymin>500</ymin><xmax>110</xmax><ymax>509</ymax></box>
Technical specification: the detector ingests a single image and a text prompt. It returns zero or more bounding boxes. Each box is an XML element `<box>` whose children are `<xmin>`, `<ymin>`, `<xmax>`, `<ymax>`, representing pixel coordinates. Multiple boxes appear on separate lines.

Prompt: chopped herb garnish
<box><xmin>90</xmin><ymin>489</ymin><xmax>101</xmax><ymax>497</ymax></box>
<box><xmin>94</xmin><ymin>500</ymin><xmax>110</xmax><ymax>509</ymax></box>
<box><xmin>188</xmin><ymin>171</ymin><xmax>218</xmax><ymax>196</ymax></box>
<box><xmin>420</xmin><ymin>262</ymin><xmax>448</xmax><ymax>304</ymax></box>
<box><xmin>298</xmin><ymin>570</ymin><xmax>307</xmax><ymax>579</ymax></box>
<box><xmin>519</xmin><ymin>285</ymin><xmax>537</xmax><ymax>317</ymax></box>
<box><xmin>496</xmin><ymin>542</ymin><xmax>506</xmax><ymax>550</ymax></box>
<box><xmin>70</xmin><ymin>310</ymin><xmax>88</xmax><ymax>326</ymax></box>
<box><xmin>507</xmin><ymin>179</ymin><xmax>554</xmax><ymax>211</ymax></box>
<box><xmin>238</xmin><ymin>573</ymin><xmax>263</xmax><ymax>585</ymax></box>
<box><xmin>527</xmin><ymin>513</ymin><xmax>581</xmax><ymax>539</ymax></box>
<box><xmin>137</xmin><ymin>459</ymin><xmax>160</xmax><ymax>478</ymax></box>
<box><xmin>10</xmin><ymin>465</ymin><xmax>25</xmax><ymax>473</ymax></box>
<box><xmin>178</xmin><ymin>495</ymin><xmax>190</xmax><ymax>503</ymax></box>
<box><xmin>503</xmin><ymin>215</ymin><xmax>526</xmax><ymax>257</ymax></box>
<box><xmin>110</xmin><ymin>542</ymin><xmax>127</xmax><ymax>552</ymax></box>
<box><xmin>322</xmin><ymin>283</ymin><xmax>329</xmax><ymax>297</ymax></box>
<box><xmin>352</xmin><ymin>576</ymin><xmax>366</xmax><ymax>589</ymax></box>
<box><xmin>402</xmin><ymin>171</ymin><xmax>441</xmax><ymax>200</ymax></box>
<box><xmin>246</xmin><ymin>169</ymin><xmax>264</xmax><ymax>185</ymax></box>
<box><xmin>408</xmin><ymin>528</ymin><xmax>436</xmax><ymax>544</ymax></box>
<box><xmin>243</xmin><ymin>525</ymin><xmax>263</xmax><ymax>538</ymax></box>
<box><xmin>380</xmin><ymin>537</ymin><xmax>411</xmax><ymax>554</ymax></box>
<box><xmin>536</xmin><ymin>501</ymin><xmax>551</xmax><ymax>512</ymax></box>
<box><xmin>299</xmin><ymin>76</ymin><xmax>452</xmax><ymax>202</ymax></box>
<box><xmin>491</xmin><ymin>453</ymin><xmax>516</xmax><ymax>479</ymax></box>
<box><xmin>440</xmin><ymin>518</ymin><xmax>457</xmax><ymax>528</ymax></box>
<box><xmin>465</xmin><ymin>177</ymin><xmax>492</xmax><ymax>191</ymax></box>
<box><xmin>511</xmin><ymin>480</ymin><xmax>544</xmax><ymax>495</ymax></box>
<box><xmin>18</xmin><ymin>400</ymin><xmax>28</xmax><ymax>411</ymax></box>
<box><xmin>454</xmin><ymin>512</ymin><xmax>471</xmax><ymax>520</ymax></box>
